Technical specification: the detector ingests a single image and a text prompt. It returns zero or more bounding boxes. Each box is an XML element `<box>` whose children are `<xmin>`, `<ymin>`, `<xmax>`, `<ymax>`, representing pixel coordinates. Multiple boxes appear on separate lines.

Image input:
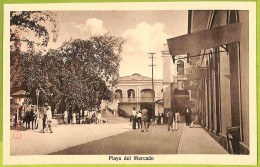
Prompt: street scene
<box><xmin>10</xmin><ymin>9</ymin><xmax>249</xmax><ymax>156</ymax></box>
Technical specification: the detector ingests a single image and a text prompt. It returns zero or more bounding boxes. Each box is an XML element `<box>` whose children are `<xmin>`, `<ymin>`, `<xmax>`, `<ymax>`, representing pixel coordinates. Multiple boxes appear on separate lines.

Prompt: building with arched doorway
<box><xmin>115</xmin><ymin>73</ymin><xmax>164</xmax><ymax>117</ymax></box>
<box><xmin>162</xmin><ymin>44</ymin><xmax>192</xmax><ymax>120</ymax></box>
<box><xmin>165</xmin><ymin>10</ymin><xmax>250</xmax><ymax>154</ymax></box>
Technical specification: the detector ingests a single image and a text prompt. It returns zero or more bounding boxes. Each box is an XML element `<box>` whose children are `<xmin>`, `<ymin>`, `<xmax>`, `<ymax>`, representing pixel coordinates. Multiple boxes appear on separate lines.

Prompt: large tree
<box><xmin>10</xmin><ymin>11</ymin><xmax>59</xmax><ymax>98</ymax></box>
<box><xmin>19</xmin><ymin>35</ymin><xmax>124</xmax><ymax>112</ymax></box>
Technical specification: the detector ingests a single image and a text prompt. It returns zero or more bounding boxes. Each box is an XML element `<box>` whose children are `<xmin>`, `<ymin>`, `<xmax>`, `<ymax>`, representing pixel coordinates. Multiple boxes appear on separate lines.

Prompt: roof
<box><xmin>119</xmin><ymin>73</ymin><xmax>161</xmax><ymax>81</ymax></box>
<box><xmin>12</xmin><ymin>90</ymin><xmax>29</xmax><ymax>96</ymax></box>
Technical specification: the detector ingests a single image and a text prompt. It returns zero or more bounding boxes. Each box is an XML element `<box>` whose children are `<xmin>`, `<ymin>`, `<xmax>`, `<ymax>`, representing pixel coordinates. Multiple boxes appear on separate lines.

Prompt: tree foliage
<box><xmin>10</xmin><ymin>11</ymin><xmax>59</xmax><ymax>51</ymax></box>
<box><xmin>15</xmin><ymin>36</ymin><xmax>124</xmax><ymax>112</ymax></box>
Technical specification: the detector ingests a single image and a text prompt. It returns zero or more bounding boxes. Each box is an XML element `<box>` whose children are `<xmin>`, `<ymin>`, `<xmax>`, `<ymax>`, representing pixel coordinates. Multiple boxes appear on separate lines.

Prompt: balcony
<box><xmin>173</xmin><ymin>68</ymin><xmax>206</xmax><ymax>82</ymax></box>
<box><xmin>185</xmin><ymin>68</ymin><xmax>206</xmax><ymax>80</ymax></box>
<box><xmin>117</xmin><ymin>97</ymin><xmax>163</xmax><ymax>103</ymax></box>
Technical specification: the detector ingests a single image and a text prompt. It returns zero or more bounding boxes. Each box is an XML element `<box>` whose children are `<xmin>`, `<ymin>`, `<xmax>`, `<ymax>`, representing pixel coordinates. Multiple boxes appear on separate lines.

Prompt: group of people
<box><xmin>129</xmin><ymin>105</ymin><xmax>197</xmax><ymax>132</ymax></box>
<box><xmin>157</xmin><ymin>113</ymin><xmax>165</xmax><ymax>125</ymax></box>
<box><xmin>130</xmin><ymin>107</ymin><xmax>150</xmax><ymax>132</ymax></box>
<box><xmin>167</xmin><ymin>105</ymin><xmax>199</xmax><ymax>129</ymax></box>
<box><xmin>166</xmin><ymin>110</ymin><xmax>180</xmax><ymax>131</ymax></box>
<box><xmin>62</xmin><ymin>109</ymin><xmax>103</xmax><ymax>125</ymax></box>
<box><xmin>12</xmin><ymin>103</ymin><xmax>53</xmax><ymax>133</ymax></box>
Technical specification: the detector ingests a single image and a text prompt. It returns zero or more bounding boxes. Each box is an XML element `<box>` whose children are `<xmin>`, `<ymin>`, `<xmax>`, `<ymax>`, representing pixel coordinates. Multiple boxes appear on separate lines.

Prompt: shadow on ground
<box><xmin>51</xmin><ymin>124</ymin><xmax>184</xmax><ymax>155</ymax></box>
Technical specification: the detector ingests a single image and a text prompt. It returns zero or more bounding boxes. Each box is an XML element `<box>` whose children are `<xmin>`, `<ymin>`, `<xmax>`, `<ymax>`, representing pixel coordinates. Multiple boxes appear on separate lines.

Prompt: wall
<box><xmin>163</xmin><ymin>84</ymin><xmax>171</xmax><ymax>109</ymax></box>
<box><xmin>239</xmin><ymin>10</ymin><xmax>249</xmax><ymax>148</ymax></box>
<box><xmin>118</xmin><ymin>103</ymin><xmax>140</xmax><ymax>117</ymax></box>
<box><xmin>189</xmin><ymin>10</ymin><xmax>249</xmax><ymax>153</ymax></box>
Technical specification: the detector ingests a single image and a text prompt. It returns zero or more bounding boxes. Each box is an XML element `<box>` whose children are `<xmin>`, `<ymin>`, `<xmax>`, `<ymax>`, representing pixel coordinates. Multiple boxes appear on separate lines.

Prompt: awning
<box><xmin>167</xmin><ymin>22</ymin><xmax>242</xmax><ymax>56</ymax></box>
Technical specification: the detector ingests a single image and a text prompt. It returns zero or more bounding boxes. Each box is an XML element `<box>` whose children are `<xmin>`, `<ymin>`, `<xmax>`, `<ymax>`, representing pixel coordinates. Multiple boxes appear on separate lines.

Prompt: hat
<box><xmin>44</xmin><ymin>103</ymin><xmax>49</xmax><ymax>106</ymax></box>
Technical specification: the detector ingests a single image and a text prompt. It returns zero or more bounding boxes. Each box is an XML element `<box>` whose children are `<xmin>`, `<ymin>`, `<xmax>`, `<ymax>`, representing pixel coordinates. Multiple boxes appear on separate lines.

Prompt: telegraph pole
<box><xmin>148</xmin><ymin>52</ymin><xmax>156</xmax><ymax>120</ymax></box>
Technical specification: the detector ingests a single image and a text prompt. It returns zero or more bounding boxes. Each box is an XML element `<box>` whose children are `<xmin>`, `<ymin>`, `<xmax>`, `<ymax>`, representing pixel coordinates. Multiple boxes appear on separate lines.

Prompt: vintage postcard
<box><xmin>2</xmin><ymin>1</ymin><xmax>257</xmax><ymax>165</ymax></box>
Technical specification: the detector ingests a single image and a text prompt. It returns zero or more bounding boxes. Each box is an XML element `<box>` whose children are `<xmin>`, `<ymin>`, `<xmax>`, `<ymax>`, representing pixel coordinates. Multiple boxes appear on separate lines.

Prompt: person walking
<box><xmin>131</xmin><ymin>107</ymin><xmax>137</xmax><ymax>129</ymax></box>
<box><xmin>141</xmin><ymin>108</ymin><xmax>149</xmax><ymax>132</ymax></box>
<box><xmin>167</xmin><ymin>110</ymin><xmax>173</xmax><ymax>131</ymax></box>
<box><xmin>46</xmin><ymin>106</ymin><xmax>53</xmax><ymax>133</ymax></box>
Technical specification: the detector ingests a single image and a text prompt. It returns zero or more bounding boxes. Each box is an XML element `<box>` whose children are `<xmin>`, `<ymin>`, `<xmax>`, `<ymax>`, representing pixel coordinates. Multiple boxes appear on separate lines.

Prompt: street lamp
<box><xmin>36</xmin><ymin>88</ymin><xmax>40</xmax><ymax>112</ymax></box>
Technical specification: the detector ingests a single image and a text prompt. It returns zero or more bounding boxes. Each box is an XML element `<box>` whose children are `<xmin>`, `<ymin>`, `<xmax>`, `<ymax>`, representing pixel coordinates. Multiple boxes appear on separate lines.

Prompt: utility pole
<box><xmin>148</xmin><ymin>52</ymin><xmax>156</xmax><ymax>120</ymax></box>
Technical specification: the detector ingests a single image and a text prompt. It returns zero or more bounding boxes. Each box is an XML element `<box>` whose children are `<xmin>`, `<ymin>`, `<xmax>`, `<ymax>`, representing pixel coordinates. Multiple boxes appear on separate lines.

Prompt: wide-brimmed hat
<box><xmin>43</xmin><ymin>103</ymin><xmax>49</xmax><ymax>106</ymax></box>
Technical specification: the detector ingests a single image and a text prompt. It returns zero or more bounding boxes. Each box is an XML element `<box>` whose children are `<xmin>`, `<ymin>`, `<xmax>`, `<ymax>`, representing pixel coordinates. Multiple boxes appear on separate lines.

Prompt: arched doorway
<box><xmin>177</xmin><ymin>60</ymin><xmax>184</xmax><ymax>75</ymax></box>
<box><xmin>127</xmin><ymin>89</ymin><xmax>135</xmax><ymax>98</ymax></box>
<box><xmin>140</xmin><ymin>89</ymin><xmax>154</xmax><ymax>102</ymax></box>
<box><xmin>140</xmin><ymin>89</ymin><xmax>155</xmax><ymax>118</ymax></box>
<box><xmin>115</xmin><ymin>89</ymin><xmax>122</xmax><ymax>99</ymax></box>
<box><xmin>171</xmin><ymin>88</ymin><xmax>190</xmax><ymax>115</ymax></box>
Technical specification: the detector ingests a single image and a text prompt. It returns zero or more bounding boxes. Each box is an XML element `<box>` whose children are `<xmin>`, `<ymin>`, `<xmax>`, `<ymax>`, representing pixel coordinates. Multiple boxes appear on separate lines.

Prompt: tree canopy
<box><xmin>10</xmin><ymin>11</ymin><xmax>123</xmax><ymax>112</ymax></box>
<box><xmin>17</xmin><ymin>36</ymin><xmax>124</xmax><ymax>112</ymax></box>
<box><xmin>10</xmin><ymin>11</ymin><xmax>59</xmax><ymax>52</ymax></box>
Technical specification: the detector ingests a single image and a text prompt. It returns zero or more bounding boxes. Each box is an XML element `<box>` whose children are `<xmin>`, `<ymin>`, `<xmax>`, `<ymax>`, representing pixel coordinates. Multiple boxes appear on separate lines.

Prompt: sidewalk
<box><xmin>11</xmin><ymin>123</ymin><xmax>131</xmax><ymax>155</ymax></box>
<box><xmin>177</xmin><ymin>124</ymin><xmax>228</xmax><ymax>154</ymax></box>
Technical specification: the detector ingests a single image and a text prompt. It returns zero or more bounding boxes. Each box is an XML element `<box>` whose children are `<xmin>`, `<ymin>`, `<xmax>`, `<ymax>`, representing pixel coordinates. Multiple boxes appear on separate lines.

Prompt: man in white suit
<box><xmin>46</xmin><ymin>106</ymin><xmax>53</xmax><ymax>133</ymax></box>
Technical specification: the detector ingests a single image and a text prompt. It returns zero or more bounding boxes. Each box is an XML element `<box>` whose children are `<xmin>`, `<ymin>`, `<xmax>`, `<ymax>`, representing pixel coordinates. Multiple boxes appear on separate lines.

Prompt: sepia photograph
<box><xmin>2</xmin><ymin>2</ymin><xmax>257</xmax><ymax>165</ymax></box>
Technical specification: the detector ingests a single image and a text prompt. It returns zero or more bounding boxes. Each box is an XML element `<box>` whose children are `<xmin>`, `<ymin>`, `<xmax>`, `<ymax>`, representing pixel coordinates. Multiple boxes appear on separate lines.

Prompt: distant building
<box><xmin>166</xmin><ymin>10</ymin><xmax>249</xmax><ymax>154</ymax></box>
<box><xmin>115</xmin><ymin>73</ymin><xmax>164</xmax><ymax>117</ymax></box>
<box><xmin>162</xmin><ymin>44</ymin><xmax>192</xmax><ymax>117</ymax></box>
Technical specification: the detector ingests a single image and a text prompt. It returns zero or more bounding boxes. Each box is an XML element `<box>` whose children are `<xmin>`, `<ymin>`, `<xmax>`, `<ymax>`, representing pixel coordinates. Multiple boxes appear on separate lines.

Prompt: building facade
<box><xmin>162</xmin><ymin>44</ymin><xmax>192</xmax><ymax>117</ymax></box>
<box><xmin>115</xmin><ymin>73</ymin><xmax>164</xmax><ymax>117</ymax></box>
<box><xmin>166</xmin><ymin>10</ymin><xmax>249</xmax><ymax>154</ymax></box>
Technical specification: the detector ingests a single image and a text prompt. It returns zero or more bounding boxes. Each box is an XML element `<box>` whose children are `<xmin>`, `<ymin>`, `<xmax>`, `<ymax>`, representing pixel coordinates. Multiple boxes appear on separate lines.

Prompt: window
<box><xmin>177</xmin><ymin>60</ymin><xmax>184</xmax><ymax>75</ymax></box>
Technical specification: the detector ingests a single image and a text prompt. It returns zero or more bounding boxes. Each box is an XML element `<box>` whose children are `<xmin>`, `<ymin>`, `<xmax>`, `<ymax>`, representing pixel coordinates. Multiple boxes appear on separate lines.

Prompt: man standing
<box><xmin>97</xmin><ymin>111</ymin><xmax>102</xmax><ymax>124</ymax></box>
<box><xmin>63</xmin><ymin>110</ymin><xmax>68</xmax><ymax>124</ymax></box>
<box><xmin>167</xmin><ymin>110</ymin><xmax>173</xmax><ymax>131</ymax></box>
<box><xmin>173</xmin><ymin>112</ymin><xmax>179</xmax><ymax>131</ymax></box>
<box><xmin>141</xmin><ymin>108</ymin><xmax>149</xmax><ymax>132</ymax></box>
<box><xmin>80</xmin><ymin>109</ymin><xmax>83</xmax><ymax>124</ymax></box>
<box><xmin>83</xmin><ymin>109</ymin><xmax>88</xmax><ymax>124</ymax></box>
<box><xmin>131</xmin><ymin>107</ymin><xmax>137</xmax><ymax>129</ymax></box>
<box><xmin>185</xmin><ymin>105</ymin><xmax>191</xmax><ymax>126</ymax></box>
<box><xmin>34</xmin><ymin>108</ymin><xmax>40</xmax><ymax>129</ymax></box>
<box><xmin>42</xmin><ymin>106</ymin><xmax>47</xmax><ymax>133</ymax></box>
<box><xmin>137</xmin><ymin>110</ymin><xmax>142</xmax><ymax>129</ymax></box>
<box><xmin>46</xmin><ymin>106</ymin><xmax>53</xmax><ymax>133</ymax></box>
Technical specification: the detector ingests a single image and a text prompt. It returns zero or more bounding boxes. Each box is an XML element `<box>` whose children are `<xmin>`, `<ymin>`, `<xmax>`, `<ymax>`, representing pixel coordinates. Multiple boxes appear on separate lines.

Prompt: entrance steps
<box><xmin>102</xmin><ymin>109</ymin><xmax>129</xmax><ymax>124</ymax></box>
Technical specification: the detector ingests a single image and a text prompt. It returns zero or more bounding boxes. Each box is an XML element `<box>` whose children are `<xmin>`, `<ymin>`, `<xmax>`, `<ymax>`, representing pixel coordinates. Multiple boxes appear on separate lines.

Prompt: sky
<box><xmin>46</xmin><ymin>11</ymin><xmax>188</xmax><ymax>79</ymax></box>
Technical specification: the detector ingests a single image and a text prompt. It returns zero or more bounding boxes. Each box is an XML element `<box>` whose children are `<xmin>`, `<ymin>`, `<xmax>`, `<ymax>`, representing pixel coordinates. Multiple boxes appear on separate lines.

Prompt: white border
<box><xmin>3</xmin><ymin>2</ymin><xmax>257</xmax><ymax>165</ymax></box>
